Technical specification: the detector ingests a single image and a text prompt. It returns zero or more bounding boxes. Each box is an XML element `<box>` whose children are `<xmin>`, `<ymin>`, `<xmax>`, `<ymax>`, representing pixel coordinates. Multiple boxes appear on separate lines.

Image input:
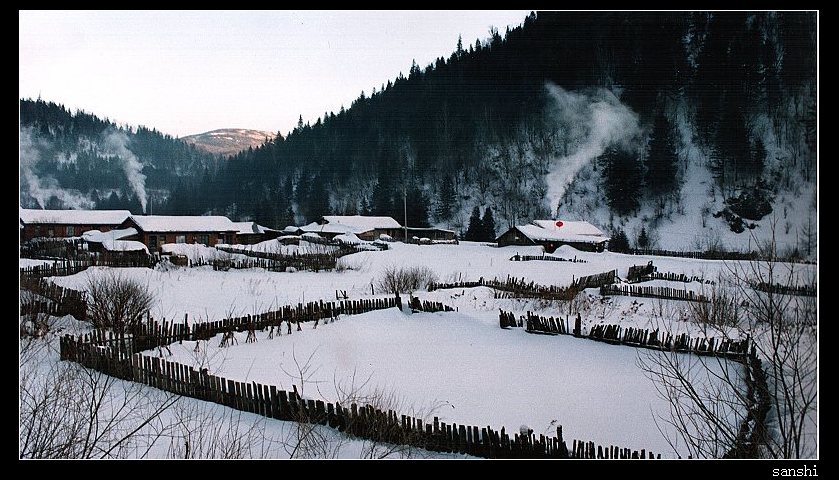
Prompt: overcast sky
<box><xmin>20</xmin><ymin>10</ymin><xmax>529</xmax><ymax>138</ymax></box>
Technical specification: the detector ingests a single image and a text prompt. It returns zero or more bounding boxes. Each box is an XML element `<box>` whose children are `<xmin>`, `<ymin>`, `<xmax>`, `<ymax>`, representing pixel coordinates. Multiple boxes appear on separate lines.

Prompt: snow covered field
<box><xmin>51</xmin><ymin>242</ymin><xmax>816</xmax><ymax>323</ymax></box>
<box><xmin>158</xmin><ymin>307</ymin><xmax>742</xmax><ymax>457</ymax></box>
<box><xmin>34</xmin><ymin>241</ymin><xmax>816</xmax><ymax>458</ymax></box>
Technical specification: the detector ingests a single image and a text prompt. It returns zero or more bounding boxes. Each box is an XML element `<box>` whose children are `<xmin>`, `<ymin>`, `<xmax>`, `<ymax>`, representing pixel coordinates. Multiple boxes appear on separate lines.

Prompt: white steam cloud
<box><xmin>103</xmin><ymin>130</ymin><xmax>147</xmax><ymax>213</ymax></box>
<box><xmin>20</xmin><ymin>127</ymin><xmax>95</xmax><ymax>209</ymax></box>
<box><xmin>544</xmin><ymin>83</ymin><xmax>642</xmax><ymax>214</ymax></box>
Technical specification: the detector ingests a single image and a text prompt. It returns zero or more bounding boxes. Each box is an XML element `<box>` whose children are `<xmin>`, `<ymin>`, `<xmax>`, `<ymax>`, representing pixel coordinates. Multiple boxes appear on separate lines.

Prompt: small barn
<box><xmin>404</xmin><ymin>227</ymin><xmax>458</xmax><ymax>242</ymax></box>
<box><xmin>19</xmin><ymin>208</ymin><xmax>131</xmax><ymax>242</ymax></box>
<box><xmin>301</xmin><ymin>215</ymin><xmax>402</xmax><ymax>241</ymax></box>
<box><xmin>496</xmin><ymin>220</ymin><xmax>610</xmax><ymax>253</ymax></box>
<box><xmin>231</xmin><ymin>221</ymin><xmax>282</xmax><ymax>245</ymax></box>
<box><xmin>121</xmin><ymin>215</ymin><xmax>239</xmax><ymax>251</ymax></box>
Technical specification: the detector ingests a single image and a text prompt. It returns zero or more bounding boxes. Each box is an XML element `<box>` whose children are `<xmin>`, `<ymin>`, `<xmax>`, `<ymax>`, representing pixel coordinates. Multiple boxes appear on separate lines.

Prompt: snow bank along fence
<box><xmin>75</xmin><ymin>297</ymin><xmax>405</xmax><ymax>351</ymax></box>
<box><xmin>299</xmin><ymin>234</ymin><xmax>389</xmax><ymax>251</ymax></box>
<box><xmin>509</xmin><ymin>254</ymin><xmax>587</xmax><ymax>263</ymax></box>
<box><xmin>752</xmin><ymin>281</ymin><xmax>816</xmax><ymax>297</ymax></box>
<box><xmin>500</xmin><ymin>310</ymin><xmax>751</xmax><ymax>358</ymax></box>
<box><xmin>59</xmin><ymin>330</ymin><xmax>659</xmax><ymax>459</ymax></box>
<box><xmin>427</xmin><ymin>271</ymin><xmax>616</xmax><ymax>301</ymax></box>
<box><xmin>499</xmin><ymin>309</ymin><xmax>768</xmax><ymax>458</ymax></box>
<box><xmin>600</xmin><ymin>284</ymin><xmax>709</xmax><ymax>303</ymax></box>
<box><xmin>20</xmin><ymin>276</ymin><xmax>87</xmax><ymax>320</ymax></box>
<box><xmin>627</xmin><ymin>248</ymin><xmax>814</xmax><ymax>265</ymax></box>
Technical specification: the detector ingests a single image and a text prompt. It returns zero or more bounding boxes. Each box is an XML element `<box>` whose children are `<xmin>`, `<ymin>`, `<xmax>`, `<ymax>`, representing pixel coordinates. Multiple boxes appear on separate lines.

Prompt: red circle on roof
<box><xmin>555</xmin><ymin>221</ymin><xmax>564</xmax><ymax>228</ymax></box>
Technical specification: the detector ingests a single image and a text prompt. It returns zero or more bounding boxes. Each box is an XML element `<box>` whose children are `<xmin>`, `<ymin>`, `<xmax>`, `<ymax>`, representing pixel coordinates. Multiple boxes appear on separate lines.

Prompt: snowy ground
<box><xmin>158</xmin><ymin>307</ymin><xmax>741</xmax><ymax>457</ymax></box>
<box><xmin>18</xmin><ymin>315</ymin><xmax>462</xmax><ymax>459</ymax></box>
<box><xmin>51</xmin><ymin>243</ymin><xmax>816</xmax><ymax>323</ymax></box>
<box><xmin>32</xmin><ymin>241</ymin><xmax>816</xmax><ymax>458</ymax></box>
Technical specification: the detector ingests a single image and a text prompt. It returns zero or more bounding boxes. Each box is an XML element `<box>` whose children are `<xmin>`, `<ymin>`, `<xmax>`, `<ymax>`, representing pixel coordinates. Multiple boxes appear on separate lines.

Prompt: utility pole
<box><xmin>403</xmin><ymin>183</ymin><xmax>408</xmax><ymax>243</ymax></box>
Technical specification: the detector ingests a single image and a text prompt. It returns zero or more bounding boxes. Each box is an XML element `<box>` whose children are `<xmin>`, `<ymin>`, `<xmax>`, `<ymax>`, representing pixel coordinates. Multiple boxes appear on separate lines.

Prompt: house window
<box><xmin>176</xmin><ymin>234</ymin><xmax>186</xmax><ymax>244</ymax></box>
<box><xmin>66</xmin><ymin>226</ymin><xmax>75</xmax><ymax>236</ymax></box>
<box><xmin>197</xmin><ymin>234</ymin><xmax>209</xmax><ymax>246</ymax></box>
<box><xmin>149</xmin><ymin>235</ymin><xmax>158</xmax><ymax>249</ymax></box>
<box><xmin>47</xmin><ymin>228</ymin><xmax>54</xmax><ymax>237</ymax></box>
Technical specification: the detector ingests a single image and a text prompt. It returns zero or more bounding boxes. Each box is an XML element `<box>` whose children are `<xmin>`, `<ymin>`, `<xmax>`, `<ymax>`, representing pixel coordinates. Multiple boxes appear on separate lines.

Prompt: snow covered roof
<box><xmin>82</xmin><ymin>227</ymin><xmax>138</xmax><ymax>243</ymax></box>
<box><xmin>231</xmin><ymin>221</ymin><xmax>275</xmax><ymax>235</ymax></box>
<box><xmin>102</xmin><ymin>239</ymin><xmax>148</xmax><ymax>253</ymax></box>
<box><xmin>128</xmin><ymin>215</ymin><xmax>237</xmax><ymax>233</ymax></box>
<box><xmin>334</xmin><ymin>232</ymin><xmax>364</xmax><ymax>245</ymax></box>
<box><xmin>300</xmin><ymin>221</ymin><xmax>358</xmax><ymax>235</ymax></box>
<box><xmin>20</xmin><ymin>208</ymin><xmax>131</xmax><ymax>225</ymax></box>
<box><xmin>514</xmin><ymin>220</ymin><xmax>610</xmax><ymax>244</ymax></box>
<box><xmin>321</xmin><ymin>215</ymin><xmax>401</xmax><ymax>231</ymax></box>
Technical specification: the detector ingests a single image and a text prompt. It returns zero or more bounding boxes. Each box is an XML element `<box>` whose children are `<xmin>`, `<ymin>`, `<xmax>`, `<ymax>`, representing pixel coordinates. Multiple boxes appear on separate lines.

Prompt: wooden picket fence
<box><xmin>646</xmin><ymin>271</ymin><xmax>715</xmax><ymax>285</ymax></box>
<box><xmin>600</xmin><ymin>284</ymin><xmax>709</xmax><ymax>303</ymax></box>
<box><xmin>20</xmin><ymin>276</ymin><xmax>87</xmax><ymax>320</ymax></box>
<box><xmin>509</xmin><ymin>254</ymin><xmax>587</xmax><ymax>264</ymax></box>
<box><xmin>211</xmin><ymin>254</ymin><xmax>341</xmax><ymax>273</ymax></box>
<box><xmin>409</xmin><ymin>295</ymin><xmax>456</xmax><ymax>313</ymax></box>
<box><xmin>572</xmin><ymin>270</ymin><xmax>617</xmax><ymax>289</ymax></box>
<box><xmin>58</xmin><ymin>330</ymin><xmax>660</xmax><ymax>459</ymax></box>
<box><xmin>752</xmin><ymin>282</ymin><xmax>816</xmax><ymax>297</ymax></box>
<box><xmin>20</xmin><ymin>237</ymin><xmax>87</xmax><ymax>260</ymax></box>
<box><xmin>628</xmin><ymin>248</ymin><xmax>814</xmax><ymax>265</ymax></box>
<box><xmin>627</xmin><ymin>263</ymin><xmax>656</xmax><ymax>283</ymax></box>
<box><xmin>501</xmin><ymin>310</ymin><xmax>751</xmax><ymax>359</ymax></box>
<box><xmin>429</xmin><ymin>276</ymin><xmax>580</xmax><ymax>301</ymax></box>
<box><xmin>19</xmin><ymin>253</ymin><xmax>158</xmax><ymax>278</ymax></box>
<box><xmin>115</xmin><ymin>296</ymin><xmax>405</xmax><ymax>349</ymax></box>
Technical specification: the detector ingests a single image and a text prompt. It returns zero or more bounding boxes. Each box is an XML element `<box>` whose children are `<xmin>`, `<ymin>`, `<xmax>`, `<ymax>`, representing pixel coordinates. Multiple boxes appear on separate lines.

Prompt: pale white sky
<box><xmin>19</xmin><ymin>10</ymin><xmax>529</xmax><ymax>138</ymax></box>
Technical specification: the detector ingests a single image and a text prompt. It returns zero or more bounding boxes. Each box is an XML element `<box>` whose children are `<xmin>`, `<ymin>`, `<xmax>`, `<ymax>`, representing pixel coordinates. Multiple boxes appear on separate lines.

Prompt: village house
<box><xmin>404</xmin><ymin>226</ymin><xmax>458</xmax><ymax>242</ymax></box>
<box><xmin>301</xmin><ymin>215</ymin><xmax>403</xmax><ymax>241</ymax></box>
<box><xmin>496</xmin><ymin>219</ymin><xmax>610</xmax><ymax>253</ymax></box>
<box><xmin>231</xmin><ymin>221</ymin><xmax>282</xmax><ymax>245</ymax></box>
<box><xmin>120</xmin><ymin>215</ymin><xmax>239</xmax><ymax>251</ymax></box>
<box><xmin>19</xmin><ymin>208</ymin><xmax>132</xmax><ymax>242</ymax></box>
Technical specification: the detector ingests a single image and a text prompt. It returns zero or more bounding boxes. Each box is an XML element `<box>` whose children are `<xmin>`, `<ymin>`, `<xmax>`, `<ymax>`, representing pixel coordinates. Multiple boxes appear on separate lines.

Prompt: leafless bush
<box><xmin>86</xmin><ymin>272</ymin><xmax>155</xmax><ymax>334</ymax></box>
<box><xmin>376</xmin><ymin>265</ymin><xmax>438</xmax><ymax>295</ymax></box>
<box><xmin>19</xmin><ymin>353</ymin><xmax>179</xmax><ymax>458</ymax></box>
<box><xmin>639</xmin><ymin>227</ymin><xmax>817</xmax><ymax>458</ymax></box>
<box><xmin>166</xmin><ymin>401</ymin><xmax>277</xmax><ymax>459</ymax></box>
<box><xmin>689</xmin><ymin>283</ymin><xmax>740</xmax><ymax>327</ymax></box>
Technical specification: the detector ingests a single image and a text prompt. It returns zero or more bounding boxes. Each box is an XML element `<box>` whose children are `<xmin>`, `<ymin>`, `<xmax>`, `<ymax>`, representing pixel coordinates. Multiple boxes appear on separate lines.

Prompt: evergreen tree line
<box><xmin>20</xmin><ymin>12</ymin><xmax>816</xmax><ymax>233</ymax></box>
<box><xmin>182</xmin><ymin>11</ymin><xmax>814</xmax><ymax>230</ymax></box>
<box><xmin>20</xmin><ymin>99</ymin><xmax>219</xmax><ymax>213</ymax></box>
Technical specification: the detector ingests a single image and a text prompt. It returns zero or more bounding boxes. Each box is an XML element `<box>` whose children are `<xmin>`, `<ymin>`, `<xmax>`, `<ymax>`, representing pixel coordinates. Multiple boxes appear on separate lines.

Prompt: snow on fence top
<box><xmin>20</xmin><ymin>208</ymin><xmax>131</xmax><ymax>225</ymax></box>
<box><xmin>129</xmin><ymin>215</ymin><xmax>237</xmax><ymax>233</ymax></box>
<box><xmin>518</xmin><ymin>220</ymin><xmax>610</xmax><ymax>244</ymax></box>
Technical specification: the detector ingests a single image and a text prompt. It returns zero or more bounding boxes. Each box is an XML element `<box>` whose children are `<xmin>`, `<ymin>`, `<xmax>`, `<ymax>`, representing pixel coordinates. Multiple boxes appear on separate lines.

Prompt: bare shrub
<box><xmin>639</xmin><ymin>228</ymin><xmax>817</xmax><ymax>458</ymax></box>
<box><xmin>376</xmin><ymin>265</ymin><xmax>438</xmax><ymax>295</ymax></box>
<box><xmin>86</xmin><ymin>272</ymin><xmax>155</xmax><ymax>333</ymax></box>
<box><xmin>689</xmin><ymin>283</ymin><xmax>740</xmax><ymax>327</ymax></box>
<box><xmin>19</xmin><ymin>354</ymin><xmax>179</xmax><ymax>458</ymax></box>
